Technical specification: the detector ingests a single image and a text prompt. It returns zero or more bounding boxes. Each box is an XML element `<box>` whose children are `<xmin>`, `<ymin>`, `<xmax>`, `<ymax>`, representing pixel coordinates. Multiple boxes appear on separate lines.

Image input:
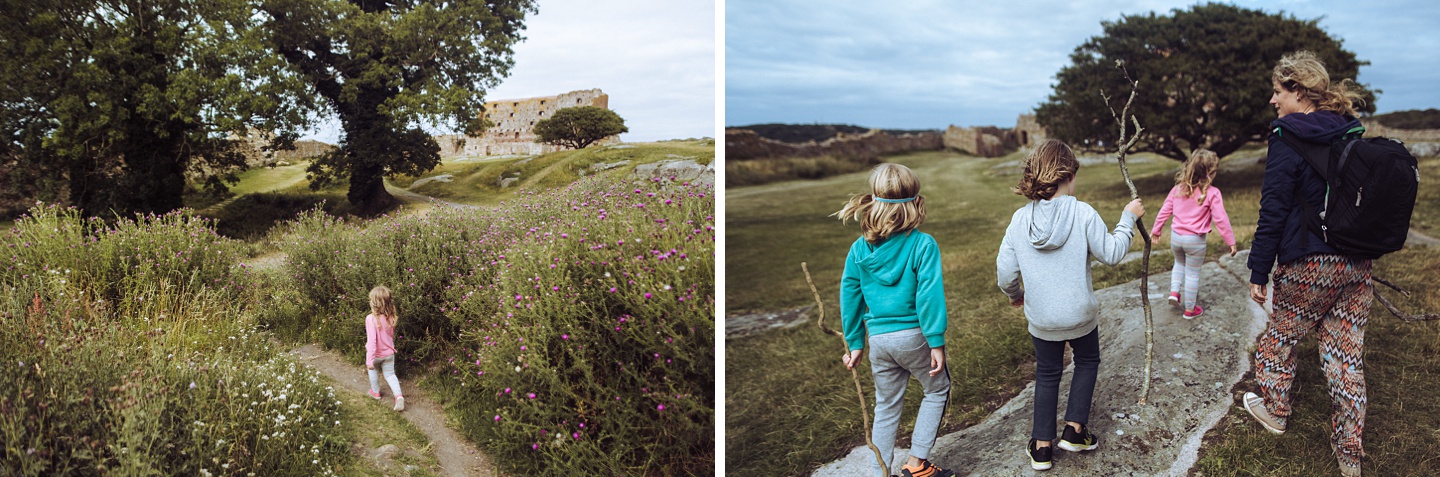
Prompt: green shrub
<box><xmin>0</xmin><ymin>219</ymin><xmax>348</xmax><ymax>476</ymax></box>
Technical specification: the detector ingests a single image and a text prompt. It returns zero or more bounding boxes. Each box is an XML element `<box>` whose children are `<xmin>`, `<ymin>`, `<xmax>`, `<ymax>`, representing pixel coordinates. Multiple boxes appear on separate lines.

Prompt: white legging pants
<box><xmin>1169</xmin><ymin>231</ymin><xmax>1207</xmax><ymax>310</ymax></box>
<box><xmin>369</xmin><ymin>354</ymin><xmax>403</xmax><ymax>398</ymax></box>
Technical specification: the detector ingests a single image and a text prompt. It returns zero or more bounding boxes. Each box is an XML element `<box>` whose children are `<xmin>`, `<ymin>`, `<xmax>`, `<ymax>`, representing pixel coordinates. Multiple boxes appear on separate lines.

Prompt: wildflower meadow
<box><xmin>263</xmin><ymin>175</ymin><xmax>715</xmax><ymax>475</ymax></box>
<box><xmin>0</xmin><ymin>204</ymin><xmax>347</xmax><ymax>476</ymax></box>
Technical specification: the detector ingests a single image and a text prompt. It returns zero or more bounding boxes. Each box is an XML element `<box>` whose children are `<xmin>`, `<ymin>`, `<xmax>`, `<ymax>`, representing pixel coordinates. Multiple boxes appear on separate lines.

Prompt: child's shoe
<box><xmin>1241</xmin><ymin>391</ymin><xmax>1286</xmax><ymax>434</ymax></box>
<box><xmin>1183</xmin><ymin>305</ymin><xmax>1204</xmax><ymax>319</ymax></box>
<box><xmin>393</xmin><ymin>396</ymin><xmax>405</xmax><ymax>412</ymax></box>
<box><xmin>1168</xmin><ymin>292</ymin><xmax>1180</xmax><ymax>307</ymax></box>
<box><xmin>1026</xmin><ymin>439</ymin><xmax>1052</xmax><ymax>471</ymax></box>
<box><xmin>1058</xmin><ymin>423</ymin><xmax>1100</xmax><ymax>452</ymax></box>
<box><xmin>369</xmin><ymin>389</ymin><xmax>382</xmax><ymax>400</ymax></box>
<box><xmin>899</xmin><ymin>458</ymin><xmax>955</xmax><ymax>477</ymax></box>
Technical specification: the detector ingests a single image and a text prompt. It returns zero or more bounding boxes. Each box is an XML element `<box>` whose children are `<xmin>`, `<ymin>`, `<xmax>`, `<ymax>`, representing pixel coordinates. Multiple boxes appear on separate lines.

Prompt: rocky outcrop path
<box><xmin>813</xmin><ymin>252</ymin><xmax>1267</xmax><ymax>476</ymax></box>
<box><xmin>290</xmin><ymin>344</ymin><xmax>499</xmax><ymax>477</ymax></box>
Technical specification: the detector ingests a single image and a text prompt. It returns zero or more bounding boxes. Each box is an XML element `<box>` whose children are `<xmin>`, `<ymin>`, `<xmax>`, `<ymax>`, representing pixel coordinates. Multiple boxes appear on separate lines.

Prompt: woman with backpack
<box><xmin>1242</xmin><ymin>50</ymin><xmax>1371</xmax><ymax>477</ymax></box>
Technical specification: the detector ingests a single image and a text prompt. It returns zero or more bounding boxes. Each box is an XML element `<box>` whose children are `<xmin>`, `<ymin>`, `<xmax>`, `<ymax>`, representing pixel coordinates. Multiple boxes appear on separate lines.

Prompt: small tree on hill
<box><xmin>533</xmin><ymin>106</ymin><xmax>628</xmax><ymax>149</ymax></box>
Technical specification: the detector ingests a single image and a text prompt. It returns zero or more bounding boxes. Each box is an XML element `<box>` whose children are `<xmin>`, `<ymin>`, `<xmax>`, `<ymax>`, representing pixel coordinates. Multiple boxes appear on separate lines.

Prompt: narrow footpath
<box><xmin>289</xmin><ymin>344</ymin><xmax>499</xmax><ymax>477</ymax></box>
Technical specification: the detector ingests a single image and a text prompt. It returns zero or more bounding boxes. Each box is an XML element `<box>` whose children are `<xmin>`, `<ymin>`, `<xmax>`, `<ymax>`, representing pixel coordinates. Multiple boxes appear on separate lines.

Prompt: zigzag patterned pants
<box><xmin>1254</xmin><ymin>254</ymin><xmax>1370</xmax><ymax>467</ymax></box>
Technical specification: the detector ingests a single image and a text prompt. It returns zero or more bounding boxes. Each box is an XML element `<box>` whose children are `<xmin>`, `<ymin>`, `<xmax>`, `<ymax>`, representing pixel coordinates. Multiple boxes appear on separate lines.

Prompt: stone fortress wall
<box><xmin>439</xmin><ymin>89</ymin><xmax>620</xmax><ymax>157</ymax></box>
<box><xmin>943</xmin><ymin>114</ymin><xmax>1049</xmax><ymax>158</ymax></box>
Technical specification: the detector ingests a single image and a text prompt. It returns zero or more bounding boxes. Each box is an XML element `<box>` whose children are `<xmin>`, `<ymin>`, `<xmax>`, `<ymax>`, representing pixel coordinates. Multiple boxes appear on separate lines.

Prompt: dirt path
<box><xmin>289</xmin><ymin>344</ymin><xmax>499</xmax><ymax>477</ymax></box>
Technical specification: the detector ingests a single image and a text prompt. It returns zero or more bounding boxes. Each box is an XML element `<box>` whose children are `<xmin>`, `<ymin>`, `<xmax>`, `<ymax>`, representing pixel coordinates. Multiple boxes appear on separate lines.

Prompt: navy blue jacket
<box><xmin>1246</xmin><ymin>110</ymin><xmax>1363</xmax><ymax>286</ymax></box>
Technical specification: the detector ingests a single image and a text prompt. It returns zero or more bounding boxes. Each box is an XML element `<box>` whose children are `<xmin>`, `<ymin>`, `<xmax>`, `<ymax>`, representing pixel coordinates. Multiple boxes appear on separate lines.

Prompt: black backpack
<box><xmin>1277</xmin><ymin>130</ymin><xmax>1419</xmax><ymax>258</ymax></box>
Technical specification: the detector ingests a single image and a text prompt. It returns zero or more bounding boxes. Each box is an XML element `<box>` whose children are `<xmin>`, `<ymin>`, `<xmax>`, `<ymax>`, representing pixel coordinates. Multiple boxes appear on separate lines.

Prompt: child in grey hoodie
<box><xmin>996</xmin><ymin>139</ymin><xmax>1144</xmax><ymax>471</ymax></box>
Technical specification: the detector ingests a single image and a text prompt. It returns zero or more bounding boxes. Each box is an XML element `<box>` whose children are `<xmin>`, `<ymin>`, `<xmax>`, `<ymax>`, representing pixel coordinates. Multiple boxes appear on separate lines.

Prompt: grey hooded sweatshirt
<box><xmin>997</xmin><ymin>195</ymin><xmax>1138</xmax><ymax>341</ymax></box>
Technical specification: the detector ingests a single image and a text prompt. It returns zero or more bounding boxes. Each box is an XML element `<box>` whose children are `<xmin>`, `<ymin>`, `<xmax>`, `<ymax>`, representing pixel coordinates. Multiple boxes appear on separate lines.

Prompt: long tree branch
<box><xmin>1105</xmin><ymin>62</ymin><xmax>1156</xmax><ymax>405</ymax></box>
<box><xmin>802</xmin><ymin>262</ymin><xmax>887</xmax><ymax>471</ymax></box>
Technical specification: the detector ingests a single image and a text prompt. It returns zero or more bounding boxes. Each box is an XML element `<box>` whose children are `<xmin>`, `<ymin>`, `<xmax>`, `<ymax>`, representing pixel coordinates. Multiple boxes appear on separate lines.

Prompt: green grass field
<box><xmin>725</xmin><ymin>146</ymin><xmax>1440</xmax><ymax>476</ymax></box>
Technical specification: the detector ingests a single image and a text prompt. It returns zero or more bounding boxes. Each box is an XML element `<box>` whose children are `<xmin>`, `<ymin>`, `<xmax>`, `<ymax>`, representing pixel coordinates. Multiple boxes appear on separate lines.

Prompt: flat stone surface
<box><xmin>813</xmin><ymin>251</ymin><xmax>1267</xmax><ymax>477</ymax></box>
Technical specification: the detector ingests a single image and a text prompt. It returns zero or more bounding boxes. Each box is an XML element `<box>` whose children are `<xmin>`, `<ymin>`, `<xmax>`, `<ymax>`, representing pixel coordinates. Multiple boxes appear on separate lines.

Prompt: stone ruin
<box><xmin>943</xmin><ymin>113</ymin><xmax>1049</xmax><ymax>158</ymax></box>
<box><xmin>438</xmin><ymin>89</ymin><xmax>621</xmax><ymax>157</ymax></box>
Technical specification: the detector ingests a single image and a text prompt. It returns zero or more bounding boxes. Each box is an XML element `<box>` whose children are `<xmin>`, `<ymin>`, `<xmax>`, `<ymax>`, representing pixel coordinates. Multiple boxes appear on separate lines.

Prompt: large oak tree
<box><xmin>259</xmin><ymin>0</ymin><xmax>535</xmax><ymax>213</ymax></box>
<box><xmin>1035</xmin><ymin>3</ymin><xmax>1375</xmax><ymax>161</ymax></box>
<box><xmin>1</xmin><ymin>0</ymin><xmax>314</xmax><ymax>217</ymax></box>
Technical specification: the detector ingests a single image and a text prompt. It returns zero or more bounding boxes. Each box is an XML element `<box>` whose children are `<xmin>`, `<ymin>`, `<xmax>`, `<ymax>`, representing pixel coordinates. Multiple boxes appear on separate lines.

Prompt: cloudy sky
<box><xmin>304</xmin><ymin>0</ymin><xmax>715</xmax><ymax>143</ymax></box>
<box><xmin>726</xmin><ymin>0</ymin><xmax>1440</xmax><ymax>129</ymax></box>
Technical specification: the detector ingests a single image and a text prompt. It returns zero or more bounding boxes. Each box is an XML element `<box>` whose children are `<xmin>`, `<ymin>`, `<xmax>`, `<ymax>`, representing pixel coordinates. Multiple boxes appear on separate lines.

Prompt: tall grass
<box><xmin>0</xmin><ymin>204</ymin><xmax>348</xmax><ymax>476</ymax></box>
<box><xmin>267</xmin><ymin>176</ymin><xmax>715</xmax><ymax>475</ymax></box>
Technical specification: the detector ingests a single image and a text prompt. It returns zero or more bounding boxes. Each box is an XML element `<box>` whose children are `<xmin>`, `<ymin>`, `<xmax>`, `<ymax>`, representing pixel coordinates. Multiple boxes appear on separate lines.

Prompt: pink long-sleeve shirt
<box><xmin>365</xmin><ymin>313</ymin><xmax>397</xmax><ymax>367</ymax></box>
<box><xmin>1150</xmin><ymin>184</ymin><xmax>1236</xmax><ymax>246</ymax></box>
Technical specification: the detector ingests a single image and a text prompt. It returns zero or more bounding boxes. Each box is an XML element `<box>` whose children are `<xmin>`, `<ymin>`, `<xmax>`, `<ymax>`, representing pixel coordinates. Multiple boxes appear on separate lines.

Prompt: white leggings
<box><xmin>368</xmin><ymin>355</ymin><xmax>403</xmax><ymax>398</ymax></box>
<box><xmin>1169</xmin><ymin>231</ymin><xmax>1207</xmax><ymax>310</ymax></box>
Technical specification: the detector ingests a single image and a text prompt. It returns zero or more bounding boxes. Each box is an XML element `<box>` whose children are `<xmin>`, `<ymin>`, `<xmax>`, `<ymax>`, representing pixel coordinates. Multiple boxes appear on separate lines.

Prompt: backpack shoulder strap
<box><xmin>1273</xmin><ymin>127</ymin><xmax>1330</xmax><ymax>178</ymax></box>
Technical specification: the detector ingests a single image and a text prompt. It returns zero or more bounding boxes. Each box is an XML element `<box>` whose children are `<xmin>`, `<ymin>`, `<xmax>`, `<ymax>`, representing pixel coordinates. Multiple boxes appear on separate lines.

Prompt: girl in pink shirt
<box><xmin>366</xmin><ymin>285</ymin><xmax>404</xmax><ymax>411</ymax></box>
<box><xmin>1150</xmin><ymin>149</ymin><xmax>1237</xmax><ymax>318</ymax></box>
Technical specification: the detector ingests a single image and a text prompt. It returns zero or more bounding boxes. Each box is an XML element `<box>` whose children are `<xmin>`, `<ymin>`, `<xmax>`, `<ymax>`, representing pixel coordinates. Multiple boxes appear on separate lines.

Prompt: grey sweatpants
<box><xmin>869</xmin><ymin>328</ymin><xmax>951</xmax><ymax>477</ymax></box>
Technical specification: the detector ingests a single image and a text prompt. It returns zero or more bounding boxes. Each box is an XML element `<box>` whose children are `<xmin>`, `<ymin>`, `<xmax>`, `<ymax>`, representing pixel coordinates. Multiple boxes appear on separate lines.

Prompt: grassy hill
<box><xmin>190</xmin><ymin>139</ymin><xmax>713</xmax><ymax>240</ymax></box>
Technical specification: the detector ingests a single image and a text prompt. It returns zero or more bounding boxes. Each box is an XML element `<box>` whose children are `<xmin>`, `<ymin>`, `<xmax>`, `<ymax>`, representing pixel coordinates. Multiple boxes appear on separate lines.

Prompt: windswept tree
<box><xmin>259</xmin><ymin>0</ymin><xmax>536</xmax><ymax>213</ymax></box>
<box><xmin>0</xmin><ymin>0</ymin><xmax>315</xmax><ymax>217</ymax></box>
<box><xmin>1036</xmin><ymin>3</ymin><xmax>1375</xmax><ymax>161</ymax></box>
<box><xmin>533</xmin><ymin>106</ymin><xmax>628</xmax><ymax>150</ymax></box>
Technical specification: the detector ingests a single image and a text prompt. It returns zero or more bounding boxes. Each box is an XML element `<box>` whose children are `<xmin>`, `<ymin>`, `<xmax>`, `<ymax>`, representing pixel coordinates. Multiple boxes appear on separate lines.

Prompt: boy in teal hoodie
<box><xmin>837</xmin><ymin>163</ymin><xmax>955</xmax><ymax>477</ymax></box>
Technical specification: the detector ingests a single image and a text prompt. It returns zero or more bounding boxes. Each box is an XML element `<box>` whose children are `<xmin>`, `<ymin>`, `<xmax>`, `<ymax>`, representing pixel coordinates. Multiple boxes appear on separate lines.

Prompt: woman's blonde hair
<box><xmin>369</xmin><ymin>286</ymin><xmax>398</xmax><ymax>327</ymax></box>
<box><xmin>1272</xmin><ymin>50</ymin><xmax>1365</xmax><ymax>116</ymax></box>
<box><xmin>833</xmin><ymin>163</ymin><xmax>926</xmax><ymax>244</ymax></box>
<box><xmin>1014</xmin><ymin>139</ymin><xmax>1079</xmax><ymax>201</ymax></box>
<box><xmin>1175</xmin><ymin>148</ymin><xmax>1220</xmax><ymax>203</ymax></box>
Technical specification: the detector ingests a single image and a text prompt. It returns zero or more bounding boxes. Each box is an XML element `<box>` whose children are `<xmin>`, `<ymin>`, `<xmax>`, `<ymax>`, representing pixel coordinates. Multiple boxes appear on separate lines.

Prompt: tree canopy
<box><xmin>1</xmin><ymin>0</ymin><xmax>314</xmax><ymax>217</ymax></box>
<box><xmin>259</xmin><ymin>0</ymin><xmax>535</xmax><ymax>213</ymax></box>
<box><xmin>1035</xmin><ymin>3</ymin><xmax>1375</xmax><ymax>161</ymax></box>
<box><xmin>533</xmin><ymin>106</ymin><xmax>629</xmax><ymax>150</ymax></box>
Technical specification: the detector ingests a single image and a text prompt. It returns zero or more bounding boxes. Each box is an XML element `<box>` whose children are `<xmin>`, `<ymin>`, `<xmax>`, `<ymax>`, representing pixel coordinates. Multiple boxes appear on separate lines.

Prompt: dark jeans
<box><xmin>1031</xmin><ymin>326</ymin><xmax>1100</xmax><ymax>441</ymax></box>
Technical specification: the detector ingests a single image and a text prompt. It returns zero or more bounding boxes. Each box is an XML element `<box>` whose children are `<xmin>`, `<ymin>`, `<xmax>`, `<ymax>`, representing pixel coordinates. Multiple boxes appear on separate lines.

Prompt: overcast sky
<box><xmin>726</xmin><ymin>0</ymin><xmax>1440</xmax><ymax>129</ymax></box>
<box><xmin>303</xmin><ymin>0</ymin><xmax>715</xmax><ymax>144</ymax></box>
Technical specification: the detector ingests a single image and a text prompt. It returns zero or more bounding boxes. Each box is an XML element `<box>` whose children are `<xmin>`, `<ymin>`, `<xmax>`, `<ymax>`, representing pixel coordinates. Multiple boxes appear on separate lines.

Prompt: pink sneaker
<box><xmin>369</xmin><ymin>390</ymin><xmax>382</xmax><ymax>400</ymax></box>
<box><xmin>1168</xmin><ymin>292</ymin><xmax>1180</xmax><ymax>307</ymax></box>
<box><xmin>1184</xmin><ymin>305</ymin><xmax>1204</xmax><ymax>319</ymax></box>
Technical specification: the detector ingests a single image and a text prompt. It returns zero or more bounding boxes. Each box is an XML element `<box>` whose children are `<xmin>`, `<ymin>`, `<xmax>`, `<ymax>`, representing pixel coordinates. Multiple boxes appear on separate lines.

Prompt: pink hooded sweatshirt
<box><xmin>1151</xmin><ymin>184</ymin><xmax>1236</xmax><ymax>246</ymax></box>
<box><xmin>365</xmin><ymin>313</ymin><xmax>397</xmax><ymax>367</ymax></box>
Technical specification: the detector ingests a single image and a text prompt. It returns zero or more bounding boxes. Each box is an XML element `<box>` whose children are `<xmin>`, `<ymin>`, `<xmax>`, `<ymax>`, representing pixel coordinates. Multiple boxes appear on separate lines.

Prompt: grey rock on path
<box><xmin>813</xmin><ymin>251</ymin><xmax>1268</xmax><ymax>477</ymax></box>
<box><xmin>290</xmin><ymin>344</ymin><xmax>500</xmax><ymax>477</ymax></box>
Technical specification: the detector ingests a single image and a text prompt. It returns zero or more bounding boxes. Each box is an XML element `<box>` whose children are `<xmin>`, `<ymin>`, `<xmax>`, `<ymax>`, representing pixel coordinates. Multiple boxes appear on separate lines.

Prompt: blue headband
<box><xmin>873</xmin><ymin>195</ymin><xmax>917</xmax><ymax>203</ymax></box>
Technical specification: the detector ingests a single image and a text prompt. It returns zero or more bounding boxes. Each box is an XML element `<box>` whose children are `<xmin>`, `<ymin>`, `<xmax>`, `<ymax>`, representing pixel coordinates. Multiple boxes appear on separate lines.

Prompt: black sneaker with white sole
<box><xmin>1026</xmin><ymin>439</ymin><xmax>1053</xmax><ymax>471</ymax></box>
<box><xmin>1058</xmin><ymin>424</ymin><xmax>1099</xmax><ymax>452</ymax></box>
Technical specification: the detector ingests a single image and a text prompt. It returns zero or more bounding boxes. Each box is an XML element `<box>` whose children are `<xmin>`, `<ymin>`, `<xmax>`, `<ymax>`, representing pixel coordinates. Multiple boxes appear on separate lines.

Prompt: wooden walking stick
<box><xmin>802</xmin><ymin>262</ymin><xmax>888</xmax><ymax>471</ymax></box>
<box><xmin>1100</xmin><ymin>62</ymin><xmax>1156</xmax><ymax>404</ymax></box>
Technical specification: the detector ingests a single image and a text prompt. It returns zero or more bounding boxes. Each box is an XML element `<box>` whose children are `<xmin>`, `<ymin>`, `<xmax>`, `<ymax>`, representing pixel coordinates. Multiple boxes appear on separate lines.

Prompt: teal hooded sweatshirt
<box><xmin>840</xmin><ymin>230</ymin><xmax>948</xmax><ymax>351</ymax></box>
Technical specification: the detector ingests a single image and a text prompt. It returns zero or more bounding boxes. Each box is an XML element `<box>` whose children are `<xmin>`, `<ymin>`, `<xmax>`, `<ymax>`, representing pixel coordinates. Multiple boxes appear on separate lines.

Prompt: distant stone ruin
<box><xmin>232</xmin><ymin>130</ymin><xmax>336</xmax><ymax>167</ymax></box>
<box><xmin>438</xmin><ymin>89</ymin><xmax>621</xmax><ymax>157</ymax></box>
<box><xmin>943</xmin><ymin>114</ymin><xmax>1049</xmax><ymax>158</ymax></box>
<box><xmin>725</xmin><ymin>129</ymin><xmax>943</xmax><ymax>161</ymax></box>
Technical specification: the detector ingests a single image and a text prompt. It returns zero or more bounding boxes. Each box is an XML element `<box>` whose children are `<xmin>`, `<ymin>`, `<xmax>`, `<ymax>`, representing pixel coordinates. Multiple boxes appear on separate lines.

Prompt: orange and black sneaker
<box><xmin>900</xmin><ymin>458</ymin><xmax>956</xmax><ymax>477</ymax></box>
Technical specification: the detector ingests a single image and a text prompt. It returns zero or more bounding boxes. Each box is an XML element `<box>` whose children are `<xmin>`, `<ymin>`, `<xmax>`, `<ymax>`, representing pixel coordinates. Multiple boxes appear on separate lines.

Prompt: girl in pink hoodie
<box><xmin>1150</xmin><ymin>149</ymin><xmax>1237</xmax><ymax>318</ymax></box>
<box><xmin>366</xmin><ymin>285</ymin><xmax>404</xmax><ymax>411</ymax></box>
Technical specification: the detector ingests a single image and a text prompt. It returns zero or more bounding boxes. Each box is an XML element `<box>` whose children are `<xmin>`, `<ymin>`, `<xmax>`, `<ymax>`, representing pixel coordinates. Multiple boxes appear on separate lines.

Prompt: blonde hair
<box><xmin>833</xmin><ymin>163</ymin><xmax>926</xmax><ymax>244</ymax></box>
<box><xmin>1176</xmin><ymin>148</ymin><xmax>1220</xmax><ymax>203</ymax></box>
<box><xmin>1272</xmin><ymin>50</ymin><xmax>1366</xmax><ymax>116</ymax></box>
<box><xmin>369</xmin><ymin>286</ymin><xmax>398</xmax><ymax>327</ymax></box>
<box><xmin>1014</xmin><ymin>139</ymin><xmax>1079</xmax><ymax>201</ymax></box>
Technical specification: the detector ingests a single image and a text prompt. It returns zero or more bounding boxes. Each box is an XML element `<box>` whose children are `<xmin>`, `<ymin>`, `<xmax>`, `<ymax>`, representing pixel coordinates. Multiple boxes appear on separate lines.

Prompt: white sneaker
<box><xmin>1241</xmin><ymin>392</ymin><xmax>1285</xmax><ymax>434</ymax></box>
<box><xmin>394</xmin><ymin>396</ymin><xmax>405</xmax><ymax>412</ymax></box>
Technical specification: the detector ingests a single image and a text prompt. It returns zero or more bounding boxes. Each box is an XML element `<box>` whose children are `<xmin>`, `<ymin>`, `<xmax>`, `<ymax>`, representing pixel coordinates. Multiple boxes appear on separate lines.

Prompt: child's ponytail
<box><xmin>1175</xmin><ymin>148</ymin><xmax>1220</xmax><ymax>203</ymax></box>
<box><xmin>369</xmin><ymin>286</ymin><xmax>399</xmax><ymax>328</ymax></box>
<box><xmin>833</xmin><ymin>163</ymin><xmax>926</xmax><ymax>244</ymax></box>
